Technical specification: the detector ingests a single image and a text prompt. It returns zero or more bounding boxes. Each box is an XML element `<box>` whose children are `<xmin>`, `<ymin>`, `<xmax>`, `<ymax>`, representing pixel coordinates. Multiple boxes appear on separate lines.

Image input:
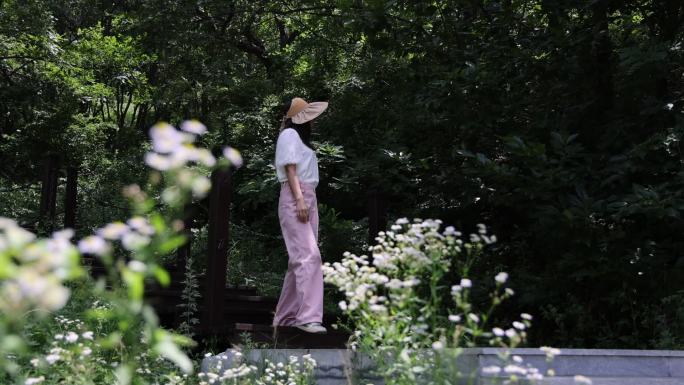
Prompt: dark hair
<box><xmin>281</xmin><ymin>102</ymin><xmax>314</xmax><ymax>150</ymax></box>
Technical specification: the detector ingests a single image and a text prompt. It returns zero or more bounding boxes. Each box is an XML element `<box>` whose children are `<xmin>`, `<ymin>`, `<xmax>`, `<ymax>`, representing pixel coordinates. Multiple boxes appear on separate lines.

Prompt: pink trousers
<box><xmin>272</xmin><ymin>182</ymin><xmax>323</xmax><ymax>326</ymax></box>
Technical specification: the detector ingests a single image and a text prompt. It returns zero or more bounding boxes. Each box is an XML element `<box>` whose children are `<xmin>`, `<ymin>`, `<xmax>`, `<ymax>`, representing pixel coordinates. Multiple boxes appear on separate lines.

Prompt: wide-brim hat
<box><xmin>286</xmin><ymin>97</ymin><xmax>329</xmax><ymax>124</ymax></box>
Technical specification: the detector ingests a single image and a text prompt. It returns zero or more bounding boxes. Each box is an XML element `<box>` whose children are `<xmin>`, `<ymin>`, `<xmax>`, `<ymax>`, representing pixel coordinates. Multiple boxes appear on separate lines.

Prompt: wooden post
<box><xmin>200</xmin><ymin>167</ymin><xmax>232</xmax><ymax>335</ymax></box>
<box><xmin>64</xmin><ymin>166</ymin><xmax>78</xmax><ymax>229</ymax></box>
<box><xmin>368</xmin><ymin>190</ymin><xmax>388</xmax><ymax>245</ymax></box>
<box><xmin>39</xmin><ymin>153</ymin><xmax>60</xmax><ymax>232</ymax></box>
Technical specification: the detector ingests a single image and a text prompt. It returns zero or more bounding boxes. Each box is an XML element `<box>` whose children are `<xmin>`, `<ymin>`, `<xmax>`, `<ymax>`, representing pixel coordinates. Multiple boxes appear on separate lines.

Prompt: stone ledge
<box><xmin>201</xmin><ymin>348</ymin><xmax>684</xmax><ymax>385</ymax></box>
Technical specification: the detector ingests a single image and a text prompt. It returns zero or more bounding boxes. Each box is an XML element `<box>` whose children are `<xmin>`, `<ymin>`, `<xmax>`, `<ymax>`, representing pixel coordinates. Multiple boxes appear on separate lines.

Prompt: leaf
<box><xmin>122</xmin><ymin>269</ymin><xmax>144</xmax><ymax>301</ymax></box>
<box><xmin>154</xmin><ymin>331</ymin><xmax>193</xmax><ymax>373</ymax></box>
<box><xmin>153</xmin><ymin>265</ymin><xmax>171</xmax><ymax>287</ymax></box>
<box><xmin>115</xmin><ymin>364</ymin><xmax>132</xmax><ymax>385</ymax></box>
<box><xmin>158</xmin><ymin>234</ymin><xmax>187</xmax><ymax>254</ymax></box>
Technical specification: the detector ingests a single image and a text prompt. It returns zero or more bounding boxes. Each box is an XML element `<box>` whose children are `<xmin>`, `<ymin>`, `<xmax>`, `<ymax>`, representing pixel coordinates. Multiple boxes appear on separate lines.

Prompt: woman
<box><xmin>272</xmin><ymin>97</ymin><xmax>328</xmax><ymax>334</ymax></box>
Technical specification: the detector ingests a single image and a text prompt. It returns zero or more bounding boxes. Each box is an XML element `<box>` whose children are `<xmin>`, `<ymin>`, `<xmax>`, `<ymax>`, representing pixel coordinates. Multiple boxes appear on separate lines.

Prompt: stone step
<box><xmin>473</xmin><ymin>348</ymin><xmax>684</xmax><ymax>378</ymax></box>
<box><xmin>232</xmin><ymin>323</ymin><xmax>350</xmax><ymax>349</ymax></box>
<box><xmin>500</xmin><ymin>378</ymin><xmax>684</xmax><ymax>385</ymax></box>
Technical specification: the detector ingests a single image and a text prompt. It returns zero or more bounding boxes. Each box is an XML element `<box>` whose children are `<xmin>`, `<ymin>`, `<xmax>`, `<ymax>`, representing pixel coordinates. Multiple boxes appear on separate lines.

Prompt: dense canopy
<box><xmin>1</xmin><ymin>0</ymin><xmax>683</xmax><ymax>348</ymax></box>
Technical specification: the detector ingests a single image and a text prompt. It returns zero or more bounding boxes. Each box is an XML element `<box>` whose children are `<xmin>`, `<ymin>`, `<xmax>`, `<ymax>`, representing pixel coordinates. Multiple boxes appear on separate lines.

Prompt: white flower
<box><xmin>196</xmin><ymin>148</ymin><xmax>216</xmax><ymax>167</ymax></box>
<box><xmin>77</xmin><ymin>235</ymin><xmax>110</xmax><ymax>256</ymax></box>
<box><xmin>513</xmin><ymin>321</ymin><xmax>526</xmax><ymax>330</ymax></box>
<box><xmin>52</xmin><ymin>229</ymin><xmax>74</xmax><ymax>240</ymax></box>
<box><xmin>492</xmin><ymin>327</ymin><xmax>505</xmax><ymax>337</ymax></box>
<box><xmin>481</xmin><ymin>366</ymin><xmax>501</xmax><ymax>374</ymax></box>
<box><xmin>145</xmin><ymin>152</ymin><xmax>173</xmax><ymax>171</ymax></box>
<box><xmin>82</xmin><ymin>331</ymin><xmax>94</xmax><ymax>340</ymax></box>
<box><xmin>495</xmin><ymin>272</ymin><xmax>509</xmax><ymax>284</ymax></box>
<box><xmin>666</xmin><ymin>103</ymin><xmax>674</xmax><ymax>110</ymax></box>
<box><xmin>97</xmin><ymin>222</ymin><xmax>130</xmax><ymax>240</ymax></box>
<box><xmin>505</xmin><ymin>328</ymin><xmax>518</xmax><ymax>338</ymax></box>
<box><xmin>54</xmin><ymin>334</ymin><xmax>64</xmax><ymax>340</ymax></box>
<box><xmin>81</xmin><ymin>347</ymin><xmax>92</xmax><ymax>357</ymax></box>
<box><xmin>512</xmin><ymin>355</ymin><xmax>523</xmax><ymax>363</ymax></box>
<box><xmin>574</xmin><ymin>375</ymin><xmax>592</xmax><ymax>384</ymax></box>
<box><xmin>127</xmin><ymin>260</ymin><xmax>147</xmax><ymax>273</ymax></box>
<box><xmin>181</xmin><ymin>120</ymin><xmax>207</xmax><ymax>135</ymax></box>
<box><xmin>468</xmin><ymin>313</ymin><xmax>480</xmax><ymax>323</ymax></box>
<box><xmin>448</xmin><ymin>315</ymin><xmax>461</xmax><ymax>322</ymax></box>
<box><xmin>223</xmin><ymin>146</ymin><xmax>243</xmax><ymax>168</ymax></box>
<box><xmin>521</xmin><ymin>313</ymin><xmax>533</xmax><ymax>320</ymax></box>
<box><xmin>432</xmin><ymin>341</ymin><xmax>444</xmax><ymax>350</ymax></box>
<box><xmin>25</xmin><ymin>376</ymin><xmax>45</xmax><ymax>385</ymax></box>
<box><xmin>30</xmin><ymin>358</ymin><xmax>39</xmax><ymax>367</ymax></box>
<box><xmin>338</xmin><ymin>301</ymin><xmax>348</xmax><ymax>311</ymax></box>
<box><xmin>451</xmin><ymin>285</ymin><xmax>462</xmax><ymax>293</ymax></box>
<box><xmin>192</xmin><ymin>176</ymin><xmax>212</xmax><ymax>198</ymax></box>
<box><xmin>2</xmin><ymin>222</ymin><xmax>36</xmax><ymax>249</ymax></box>
<box><xmin>65</xmin><ymin>331</ymin><xmax>78</xmax><ymax>343</ymax></box>
<box><xmin>443</xmin><ymin>226</ymin><xmax>460</xmax><ymax>236</ymax></box>
<box><xmin>504</xmin><ymin>364</ymin><xmax>527</xmax><ymax>375</ymax></box>
<box><xmin>42</xmin><ymin>285</ymin><xmax>70</xmax><ymax>311</ymax></box>
<box><xmin>121</xmin><ymin>232</ymin><xmax>150</xmax><ymax>250</ymax></box>
<box><xmin>540</xmin><ymin>346</ymin><xmax>561</xmax><ymax>357</ymax></box>
<box><xmin>460</xmin><ymin>278</ymin><xmax>472</xmax><ymax>288</ymax></box>
<box><xmin>45</xmin><ymin>354</ymin><xmax>60</xmax><ymax>364</ymax></box>
<box><xmin>127</xmin><ymin>217</ymin><xmax>155</xmax><ymax>236</ymax></box>
<box><xmin>150</xmin><ymin>123</ymin><xmax>185</xmax><ymax>153</ymax></box>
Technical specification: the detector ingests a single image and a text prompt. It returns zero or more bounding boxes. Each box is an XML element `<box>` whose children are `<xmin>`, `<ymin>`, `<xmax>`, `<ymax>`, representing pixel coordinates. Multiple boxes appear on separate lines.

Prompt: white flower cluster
<box><xmin>145</xmin><ymin>121</ymin><xmax>216</xmax><ymax>171</ymax></box>
<box><xmin>0</xmin><ymin>220</ymin><xmax>80</xmax><ymax>313</ymax></box>
<box><xmin>28</xmin><ymin>316</ymin><xmax>100</xmax><ymax>375</ymax></box>
<box><xmin>144</xmin><ymin>121</ymin><xmax>243</xmax><ymax>201</ymax></box>
<box><xmin>481</xmin><ymin>361</ymin><xmax>545</xmax><ymax>381</ymax></box>
<box><xmin>200</xmin><ymin>351</ymin><xmax>316</xmax><ymax>385</ymax></box>
<box><xmin>77</xmin><ymin>215</ymin><xmax>156</xmax><ymax>257</ymax></box>
<box><xmin>323</xmin><ymin>218</ymin><xmax>562</xmax><ymax>385</ymax></box>
<box><xmin>324</xmin><ymin>219</ymin><xmax>462</xmax><ymax>316</ymax></box>
<box><xmin>323</xmin><ymin>219</ymin><xmax>497</xmax><ymax>322</ymax></box>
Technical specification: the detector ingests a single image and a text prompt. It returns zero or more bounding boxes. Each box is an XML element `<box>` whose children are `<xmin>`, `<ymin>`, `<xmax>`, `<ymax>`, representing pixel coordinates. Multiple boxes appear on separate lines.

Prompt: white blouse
<box><xmin>275</xmin><ymin>128</ymin><xmax>319</xmax><ymax>187</ymax></box>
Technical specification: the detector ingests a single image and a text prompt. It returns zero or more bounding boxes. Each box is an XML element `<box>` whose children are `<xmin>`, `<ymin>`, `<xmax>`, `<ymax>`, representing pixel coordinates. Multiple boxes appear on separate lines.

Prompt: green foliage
<box><xmin>2</xmin><ymin>0</ymin><xmax>684</xmax><ymax>349</ymax></box>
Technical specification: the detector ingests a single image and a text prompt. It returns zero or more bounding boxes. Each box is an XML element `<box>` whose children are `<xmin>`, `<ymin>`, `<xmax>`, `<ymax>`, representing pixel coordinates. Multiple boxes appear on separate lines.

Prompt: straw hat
<box><xmin>285</xmin><ymin>97</ymin><xmax>329</xmax><ymax>124</ymax></box>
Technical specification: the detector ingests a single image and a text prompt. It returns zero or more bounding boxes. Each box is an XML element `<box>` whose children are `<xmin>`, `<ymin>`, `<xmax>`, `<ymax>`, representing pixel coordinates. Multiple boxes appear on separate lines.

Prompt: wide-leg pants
<box><xmin>272</xmin><ymin>182</ymin><xmax>323</xmax><ymax>326</ymax></box>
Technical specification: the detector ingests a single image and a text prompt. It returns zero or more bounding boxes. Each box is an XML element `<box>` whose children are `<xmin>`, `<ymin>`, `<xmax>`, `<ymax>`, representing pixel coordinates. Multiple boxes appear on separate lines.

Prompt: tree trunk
<box><xmin>64</xmin><ymin>166</ymin><xmax>78</xmax><ymax>229</ymax></box>
<box><xmin>39</xmin><ymin>153</ymin><xmax>60</xmax><ymax>233</ymax></box>
<box><xmin>368</xmin><ymin>190</ymin><xmax>388</xmax><ymax>245</ymax></box>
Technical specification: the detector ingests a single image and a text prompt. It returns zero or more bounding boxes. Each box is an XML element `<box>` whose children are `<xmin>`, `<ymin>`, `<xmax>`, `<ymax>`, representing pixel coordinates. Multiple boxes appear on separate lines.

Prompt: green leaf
<box><xmin>154</xmin><ymin>331</ymin><xmax>193</xmax><ymax>373</ymax></box>
<box><xmin>122</xmin><ymin>269</ymin><xmax>144</xmax><ymax>301</ymax></box>
<box><xmin>158</xmin><ymin>234</ymin><xmax>187</xmax><ymax>254</ymax></box>
<box><xmin>153</xmin><ymin>265</ymin><xmax>171</xmax><ymax>287</ymax></box>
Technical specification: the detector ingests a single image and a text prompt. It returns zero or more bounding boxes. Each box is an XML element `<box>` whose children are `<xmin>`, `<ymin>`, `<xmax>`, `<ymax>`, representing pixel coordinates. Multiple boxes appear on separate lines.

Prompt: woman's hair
<box><xmin>281</xmin><ymin>101</ymin><xmax>314</xmax><ymax>150</ymax></box>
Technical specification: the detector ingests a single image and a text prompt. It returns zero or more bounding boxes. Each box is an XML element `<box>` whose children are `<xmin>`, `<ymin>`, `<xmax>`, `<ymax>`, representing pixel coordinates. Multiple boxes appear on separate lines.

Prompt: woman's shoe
<box><xmin>295</xmin><ymin>322</ymin><xmax>327</xmax><ymax>334</ymax></box>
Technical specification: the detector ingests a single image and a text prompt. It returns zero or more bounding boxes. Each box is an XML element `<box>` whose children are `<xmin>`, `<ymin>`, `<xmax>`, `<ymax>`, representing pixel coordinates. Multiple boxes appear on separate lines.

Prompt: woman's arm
<box><xmin>285</xmin><ymin>164</ymin><xmax>309</xmax><ymax>223</ymax></box>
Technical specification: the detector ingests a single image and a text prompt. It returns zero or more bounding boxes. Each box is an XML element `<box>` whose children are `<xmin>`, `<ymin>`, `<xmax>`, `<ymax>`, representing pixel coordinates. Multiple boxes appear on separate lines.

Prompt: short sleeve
<box><xmin>275</xmin><ymin>129</ymin><xmax>302</xmax><ymax>168</ymax></box>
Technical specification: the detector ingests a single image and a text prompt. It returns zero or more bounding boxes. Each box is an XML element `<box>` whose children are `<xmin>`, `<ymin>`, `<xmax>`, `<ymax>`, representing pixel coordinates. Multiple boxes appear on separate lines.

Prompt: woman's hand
<box><xmin>295</xmin><ymin>196</ymin><xmax>309</xmax><ymax>223</ymax></box>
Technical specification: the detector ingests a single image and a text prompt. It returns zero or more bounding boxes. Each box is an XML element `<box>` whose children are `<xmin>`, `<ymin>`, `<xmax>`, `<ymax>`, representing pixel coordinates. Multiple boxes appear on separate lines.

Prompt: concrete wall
<box><xmin>202</xmin><ymin>348</ymin><xmax>684</xmax><ymax>385</ymax></box>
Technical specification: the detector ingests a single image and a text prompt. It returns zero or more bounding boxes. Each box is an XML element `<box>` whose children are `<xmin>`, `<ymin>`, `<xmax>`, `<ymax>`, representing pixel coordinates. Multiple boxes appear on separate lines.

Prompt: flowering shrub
<box><xmin>201</xmin><ymin>351</ymin><xmax>316</xmax><ymax>385</ymax></box>
<box><xmin>0</xmin><ymin>120</ymin><xmax>242</xmax><ymax>385</ymax></box>
<box><xmin>323</xmin><ymin>219</ymin><xmax>555</xmax><ymax>384</ymax></box>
